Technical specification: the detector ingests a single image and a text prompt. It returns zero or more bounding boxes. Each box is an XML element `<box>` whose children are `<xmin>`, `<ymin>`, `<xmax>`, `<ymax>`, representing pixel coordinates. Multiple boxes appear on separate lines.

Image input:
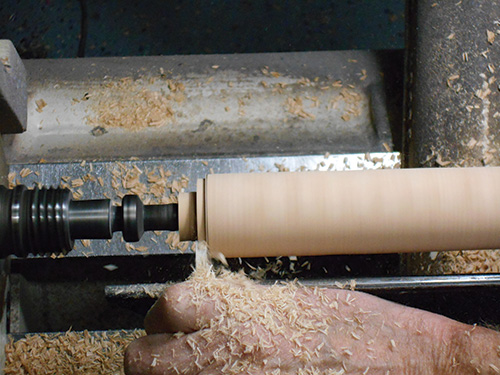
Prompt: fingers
<box><xmin>124</xmin><ymin>330</ymin><xmax>227</xmax><ymax>375</ymax></box>
<box><xmin>124</xmin><ymin>334</ymin><xmax>169</xmax><ymax>375</ymax></box>
<box><xmin>124</xmin><ymin>333</ymin><xmax>197</xmax><ymax>375</ymax></box>
<box><xmin>144</xmin><ymin>282</ymin><xmax>219</xmax><ymax>334</ymax></box>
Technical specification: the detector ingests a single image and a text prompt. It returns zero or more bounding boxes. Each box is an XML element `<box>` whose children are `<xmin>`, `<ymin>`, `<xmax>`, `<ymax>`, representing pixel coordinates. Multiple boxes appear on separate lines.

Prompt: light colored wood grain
<box><xmin>196</xmin><ymin>178</ymin><xmax>206</xmax><ymax>242</ymax></box>
<box><xmin>195</xmin><ymin>167</ymin><xmax>500</xmax><ymax>258</ymax></box>
<box><xmin>178</xmin><ymin>192</ymin><xmax>196</xmax><ymax>241</ymax></box>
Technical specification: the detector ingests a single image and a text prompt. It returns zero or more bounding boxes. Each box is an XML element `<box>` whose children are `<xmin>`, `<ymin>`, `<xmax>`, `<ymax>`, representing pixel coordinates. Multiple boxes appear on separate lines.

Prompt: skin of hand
<box><xmin>125</xmin><ymin>278</ymin><xmax>500</xmax><ymax>375</ymax></box>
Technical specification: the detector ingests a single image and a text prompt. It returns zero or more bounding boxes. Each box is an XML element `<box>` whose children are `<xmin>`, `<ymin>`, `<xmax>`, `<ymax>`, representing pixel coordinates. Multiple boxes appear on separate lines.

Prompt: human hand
<box><xmin>125</xmin><ymin>269</ymin><xmax>500</xmax><ymax>375</ymax></box>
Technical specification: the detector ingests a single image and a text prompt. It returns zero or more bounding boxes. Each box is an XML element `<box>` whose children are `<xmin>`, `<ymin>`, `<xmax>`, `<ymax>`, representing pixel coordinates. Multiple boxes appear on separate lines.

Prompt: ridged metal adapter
<box><xmin>0</xmin><ymin>185</ymin><xmax>178</xmax><ymax>257</ymax></box>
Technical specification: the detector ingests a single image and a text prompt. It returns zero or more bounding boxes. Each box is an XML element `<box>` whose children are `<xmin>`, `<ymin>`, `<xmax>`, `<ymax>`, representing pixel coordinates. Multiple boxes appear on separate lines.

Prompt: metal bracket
<box><xmin>0</xmin><ymin>40</ymin><xmax>17</xmax><ymax>375</ymax></box>
<box><xmin>0</xmin><ymin>40</ymin><xmax>27</xmax><ymax>134</ymax></box>
<box><xmin>0</xmin><ymin>138</ymin><xmax>7</xmax><ymax>187</ymax></box>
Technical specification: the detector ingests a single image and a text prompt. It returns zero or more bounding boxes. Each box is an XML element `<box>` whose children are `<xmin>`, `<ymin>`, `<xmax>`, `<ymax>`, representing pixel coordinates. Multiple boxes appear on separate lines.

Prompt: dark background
<box><xmin>0</xmin><ymin>0</ymin><xmax>405</xmax><ymax>59</ymax></box>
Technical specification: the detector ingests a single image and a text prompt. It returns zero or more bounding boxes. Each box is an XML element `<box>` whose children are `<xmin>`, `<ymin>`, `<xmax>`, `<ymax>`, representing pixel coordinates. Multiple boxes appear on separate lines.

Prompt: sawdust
<box><xmin>328</xmin><ymin>88</ymin><xmax>362</xmax><ymax>121</ymax></box>
<box><xmin>4</xmin><ymin>330</ymin><xmax>145</xmax><ymax>375</ymax></box>
<box><xmin>86</xmin><ymin>78</ymin><xmax>185</xmax><ymax>131</ymax></box>
<box><xmin>107</xmin><ymin>162</ymin><xmax>189</xmax><ymax>252</ymax></box>
<box><xmin>428</xmin><ymin>250</ymin><xmax>500</xmax><ymax>274</ymax></box>
<box><xmin>107</xmin><ymin>162</ymin><xmax>187</xmax><ymax>206</ymax></box>
<box><xmin>186</xmin><ymin>244</ymin><xmax>347</xmax><ymax>374</ymax></box>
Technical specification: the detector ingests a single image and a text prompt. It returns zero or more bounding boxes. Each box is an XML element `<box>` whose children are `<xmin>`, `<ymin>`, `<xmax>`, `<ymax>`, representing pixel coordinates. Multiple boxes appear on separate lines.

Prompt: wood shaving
<box><xmin>297</xmin><ymin>77</ymin><xmax>312</xmax><ymax>86</ymax></box>
<box><xmin>80</xmin><ymin>239</ymin><xmax>91</xmax><ymax>247</ymax></box>
<box><xmin>8</xmin><ymin>172</ymin><xmax>16</xmax><ymax>188</ymax></box>
<box><xmin>0</xmin><ymin>57</ymin><xmax>9</xmax><ymax>68</ymax></box>
<box><xmin>475</xmin><ymin>84</ymin><xmax>491</xmax><ymax>100</ymax></box>
<box><xmin>487</xmin><ymin>29</ymin><xmax>496</xmax><ymax>44</ymax></box>
<box><xmin>274</xmin><ymin>163</ymin><xmax>290</xmax><ymax>172</ymax></box>
<box><xmin>490</xmin><ymin>364</ymin><xmax>500</xmax><ymax>373</ymax></box>
<box><xmin>19</xmin><ymin>168</ymin><xmax>32</xmax><ymax>178</ymax></box>
<box><xmin>165</xmin><ymin>232</ymin><xmax>189</xmax><ymax>252</ymax></box>
<box><xmin>73</xmin><ymin>189</ymin><xmax>84</xmax><ymax>200</ymax></box>
<box><xmin>125</xmin><ymin>243</ymin><xmax>134</xmax><ymax>252</ymax></box>
<box><xmin>4</xmin><ymin>330</ymin><xmax>144</xmax><ymax>374</ymax></box>
<box><xmin>35</xmin><ymin>99</ymin><xmax>47</xmax><ymax>113</ymax></box>
<box><xmin>389</xmin><ymin>339</ymin><xmax>396</xmax><ymax>349</ymax></box>
<box><xmin>285</xmin><ymin>97</ymin><xmax>315</xmax><ymax>120</ymax></box>
<box><xmin>466</xmin><ymin>138</ymin><xmax>478</xmax><ymax>149</ymax></box>
<box><xmin>71</xmin><ymin>178</ymin><xmax>84</xmax><ymax>188</ymax></box>
<box><xmin>305</xmin><ymin>96</ymin><xmax>320</xmax><ymax>108</ymax></box>
<box><xmin>341</xmin><ymin>114</ymin><xmax>351</xmax><ymax>122</ymax></box>
<box><xmin>435</xmin><ymin>154</ymin><xmax>452</xmax><ymax>167</ymax></box>
<box><xmin>446</xmin><ymin>74</ymin><xmax>460</xmax><ymax>88</ymax></box>
<box><xmin>272</xmin><ymin>82</ymin><xmax>287</xmax><ymax>95</ymax></box>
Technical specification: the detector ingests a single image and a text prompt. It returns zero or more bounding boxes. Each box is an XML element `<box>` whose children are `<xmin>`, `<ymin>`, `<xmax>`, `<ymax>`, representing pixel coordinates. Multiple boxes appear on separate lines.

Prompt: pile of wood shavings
<box><xmin>430</xmin><ymin>249</ymin><xmax>500</xmax><ymax>274</ymax></box>
<box><xmin>176</xmin><ymin>248</ymin><xmax>348</xmax><ymax>374</ymax></box>
<box><xmin>107</xmin><ymin>162</ymin><xmax>188</xmax><ymax>205</ymax></box>
<box><xmin>328</xmin><ymin>88</ymin><xmax>362</xmax><ymax>122</ymax></box>
<box><xmin>4</xmin><ymin>329</ymin><xmax>145</xmax><ymax>375</ymax></box>
<box><xmin>285</xmin><ymin>96</ymin><xmax>316</xmax><ymax>120</ymax></box>
<box><xmin>86</xmin><ymin>77</ymin><xmax>185</xmax><ymax>131</ymax></box>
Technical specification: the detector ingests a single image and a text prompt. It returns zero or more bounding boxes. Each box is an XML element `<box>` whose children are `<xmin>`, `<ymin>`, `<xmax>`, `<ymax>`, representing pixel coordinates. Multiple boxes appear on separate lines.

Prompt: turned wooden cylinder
<box><xmin>179</xmin><ymin>168</ymin><xmax>500</xmax><ymax>258</ymax></box>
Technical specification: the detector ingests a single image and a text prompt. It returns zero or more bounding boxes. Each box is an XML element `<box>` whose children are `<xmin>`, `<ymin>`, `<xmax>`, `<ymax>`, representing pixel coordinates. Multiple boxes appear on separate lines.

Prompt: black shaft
<box><xmin>144</xmin><ymin>205</ymin><xmax>178</xmax><ymax>232</ymax></box>
<box><xmin>0</xmin><ymin>185</ymin><xmax>179</xmax><ymax>257</ymax></box>
<box><xmin>69</xmin><ymin>200</ymin><xmax>113</xmax><ymax>240</ymax></box>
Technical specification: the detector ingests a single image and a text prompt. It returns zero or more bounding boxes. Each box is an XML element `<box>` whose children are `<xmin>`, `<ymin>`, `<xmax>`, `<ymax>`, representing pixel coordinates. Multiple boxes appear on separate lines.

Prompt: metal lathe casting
<box><xmin>0</xmin><ymin>185</ymin><xmax>178</xmax><ymax>257</ymax></box>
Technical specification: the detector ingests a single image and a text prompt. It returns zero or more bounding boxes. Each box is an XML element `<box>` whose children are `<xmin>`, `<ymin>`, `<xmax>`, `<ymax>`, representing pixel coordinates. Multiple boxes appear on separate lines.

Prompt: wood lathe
<box><xmin>4</xmin><ymin>1</ymin><xmax>500</xmax><ymax>371</ymax></box>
